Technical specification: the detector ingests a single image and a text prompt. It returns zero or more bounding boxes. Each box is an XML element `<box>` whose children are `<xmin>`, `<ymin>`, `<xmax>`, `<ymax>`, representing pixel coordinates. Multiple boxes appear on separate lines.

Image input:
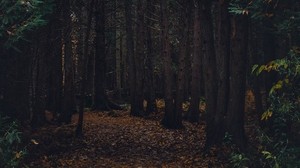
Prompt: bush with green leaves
<box><xmin>229</xmin><ymin>152</ymin><xmax>250</xmax><ymax>168</ymax></box>
<box><xmin>0</xmin><ymin>116</ymin><xmax>26</xmax><ymax>168</ymax></box>
<box><xmin>252</xmin><ymin>48</ymin><xmax>300</xmax><ymax>168</ymax></box>
<box><xmin>0</xmin><ymin>0</ymin><xmax>53</xmax><ymax>47</ymax></box>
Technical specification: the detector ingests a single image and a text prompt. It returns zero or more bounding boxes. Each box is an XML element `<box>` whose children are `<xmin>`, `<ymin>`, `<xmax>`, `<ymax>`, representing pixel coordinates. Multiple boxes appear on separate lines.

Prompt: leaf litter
<box><xmin>24</xmin><ymin>110</ymin><xmax>229</xmax><ymax>168</ymax></box>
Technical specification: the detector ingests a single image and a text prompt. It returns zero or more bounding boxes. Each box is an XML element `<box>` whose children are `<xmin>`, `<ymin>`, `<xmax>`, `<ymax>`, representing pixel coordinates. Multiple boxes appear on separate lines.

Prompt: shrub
<box><xmin>252</xmin><ymin>47</ymin><xmax>300</xmax><ymax>167</ymax></box>
<box><xmin>0</xmin><ymin>115</ymin><xmax>27</xmax><ymax>168</ymax></box>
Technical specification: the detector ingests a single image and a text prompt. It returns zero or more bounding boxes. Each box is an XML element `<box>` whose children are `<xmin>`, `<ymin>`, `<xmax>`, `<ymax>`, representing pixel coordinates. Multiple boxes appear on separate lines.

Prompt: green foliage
<box><xmin>223</xmin><ymin>132</ymin><xmax>250</xmax><ymax>168</ymax></box>
<box><xmin>261</xmin><ymin>150</ymin><xmax>280</xmax><ymax>168</ymax></box>
<box><xmin>0</xmin><ymin>115</ymin><xmax>27</xmax><ymax>168</ymax></box>
<box><xmin>230</xmin><ymin>0</ymin><xmax>300</xmax><ymax>40</ymax></box>
<box><xmin>252</xmin><ymin>47</ymin><xmax>300</xmax><ymax>167</ymax></box>
<box><xmin>0</xmin><ymin>0</ymin><xmax>53</xmax><ymax>46</ymax></box>
<box><xmin>230</xmin><ymin>152</ymin><xmax>250</xmax><ymax>168</ymax></box>
<box><xmin>256</xmin><ymin>130</ymin><xmax>300</xmax><ymax>168</ymax></box>
<box><xmin>240</xmin><ymin>1</ymin><xmax>300</xmax><ymax>166</ymax></box>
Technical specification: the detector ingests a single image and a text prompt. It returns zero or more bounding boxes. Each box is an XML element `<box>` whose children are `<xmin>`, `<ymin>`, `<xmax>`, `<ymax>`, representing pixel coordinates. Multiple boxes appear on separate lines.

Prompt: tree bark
<box><xmin>94</xmin><ymin>0</ymin><xmax>109</xmax><ymax>111</ymax></box>
<box><xmin>200</xmin><ymin>0</ymin><xmax>218</xmax><ymax>149</ymax></box>
<box><xmin>187</xmin><ymin>1</ymin><xmax>202</xmax><ymax>123</ymax></box>
<box><xmin>31</xmin><ymin>36</ymin><xmax>47</xmax><ymax>128</ymax></box>
<box><xmin>160</xmin><ymin>0</ymin><xmax>178</xmax><ymax>129</ymax></box>
<box><xmin>131</xmin><ymin>0</ymin><xmax>146</xmax><ymax>117</ymax></box>
<box><xmin>47</xmin><ymin>0</ymin><xmax>63</xmax><ymax>120</ymax></box>
<box><xmin>226</xmin><ymin>14</ymin><xmax>249</xmax><ymax>150</ymax></box>
<box><xmin>174</xmin><ymin>0</ymin><xmax>192</xmax><ymax>128</ymax></box>
<box><xmin>60</xmin><ymin>0</ymin><xmax>75</xmax><ymax>124</ymax></box>
<box><xmin>76</xmin><ymin>0</ymin><xmax>94</xmax><ymax>137</ymax></box>
<box><xmin>214</xmin><ymin>0</ymin><xmax>231</xmax><ymax>144</ymax></box>
<box><xmin>125</xmin><ymin>0</ymin><xmax>137</xmax><ymax>115</ymax></box>
<box><xmin>145</xmin><ymin>0</ymin><xmax>157</xmax><ymax>114</ymax></box>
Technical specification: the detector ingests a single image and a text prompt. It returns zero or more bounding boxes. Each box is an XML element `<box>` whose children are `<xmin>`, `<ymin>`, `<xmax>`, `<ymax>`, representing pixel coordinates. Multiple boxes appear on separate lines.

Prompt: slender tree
<box><xmin>94</xmin><ymin>0</ymin><xmax>110</xmax><ymax>110</ymax></box>
<box><xmin>131</xmin><ymin>0</ymin><xmax>146</xmax><ymax>117</ymax></box>
<box><xmin>174</xmin><ymin>0</ymin><xmax>192</xmax><ymax>128</ymax></box>
<box><xmin>160</xmin><ymin>0</ymin><xmax>177</xmax><ymax>128</ymax></box>
<box><xmin>213</xmin><ymin>0</ymin><xmax>231</xmax><ymax>143</ymax></box>
<box><xmin>47</xmin><ymin>0</ymin><xmax>63</xmax><ymax>121</ymax></box>
<box><xmin>187</xmin><ymin>1</ymin><xmax>202</xmax><ymax>123</ymax></box>
<box><xmin>76</xmin><ymin>0</ymin><xmax>94</xmax><ymax>137</ymax></box>
<box><xmin>144</xmin><ymin>0</ymin><xmax>157</xmax><ymax>114</ymax></box>
<box><xmin>93</xmin><ymin>0</ymin><xmax>123</xmax><ymax>111</ymax></box>
<box><xmin>226</xmin><ymin>13</ymin><xmax>249</xmax><ymax>150</ymax></box>
<box><xmin>30</xmin><ymin>29</ymin><xmax>48</xmax><ymax>128</ymax></box>
<box><xmin>200</xmin><ymin>0</ymin><xmax>218</xmax><ymax>149</ymax></box>
<box><xmin>60</xmin><ymin>0</ymin><xmax>75</xmax><ymax>124</ymax></box>
<box><xmin>125</xmin><ymin>0</ymin><xmax>137</xmax><ymax>115</ymax></box>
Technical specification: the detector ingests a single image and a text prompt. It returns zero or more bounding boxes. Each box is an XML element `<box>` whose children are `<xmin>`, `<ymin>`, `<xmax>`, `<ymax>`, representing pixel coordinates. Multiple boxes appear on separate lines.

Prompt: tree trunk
<box><xmin>214</xmin><ymin>0</ymin><xmax>231</xmax><ymax>144</ymax></box>
<box><xmin>160</xmin><ymin>0</ymin><xmax>177</xmax><ymax>129</ymax></box>
<box><xmin>200</xmin><ymin>1</ymin><xmax>218</xmax><ymax>149</ymax></box>
<box><xmin>145</xmin><ymin>0</ymin><xmax>156</xmax><ymax>114</ymax></box>
<box><xmin>61</xmin><ymin>0</ymin><xmax>75</xmax><ymax>124</ymax></box>
<box><xmin>31</xmin><ymin>29</ymin><xmax>48</xmax><ymax>128</ymax></box>
<box><xmin>174</xmin><ymin>0</ymin><xmax>191</xmax><ymax>128</ymax></box>
<box><xmin>94</xmin><ymin>0</ymin><xmax>109</xmax><ymax>111</ymax></box>
<box><xmin>131</xmin><ymin>0</ymin><xmax>146</xmax><ymax>117</ymax></box>
<box><xmin>125</xmin><ymin>0</ymin><xmax>137</xmax><ymax>115</ymax></box>
<box><xmin>115</xmin><ymin>0</ymin><xmax>122</xmax><ymax>100</ymax></box>
<box><xmin>226</xmin><ymin>14</ymin><xmax>249</xmax><ymax>150</ymax></box>
<box><xmin>47</xmin><ymin>0</ymin><xmax>63</xmax><ymax>120</ymax></box>
<box><xmin>187</xmin><ymin>1</ymin><xmax>202</xmax><ymax>123</ymax></box>
<box><xmin>76</xmin><ymin>0</ymin><xmax>94</xmax><ymax>137</ymax></box>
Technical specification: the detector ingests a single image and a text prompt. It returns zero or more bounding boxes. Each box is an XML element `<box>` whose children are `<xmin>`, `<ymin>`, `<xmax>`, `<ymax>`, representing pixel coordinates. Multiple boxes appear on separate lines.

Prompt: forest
<box><xmin>1</xmin><ymin>0</ymin><xmax>300</xmax><ymax>167</ymax></box>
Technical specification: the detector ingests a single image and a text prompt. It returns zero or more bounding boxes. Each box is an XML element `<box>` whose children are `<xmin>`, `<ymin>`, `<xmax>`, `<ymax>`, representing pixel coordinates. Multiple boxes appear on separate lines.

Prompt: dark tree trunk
<box><xmin>31</xmin><ymin>44</ymin><xmax>47</xmax><ymax>128</ymax></box>
<box><xmin>76</xmin><ymin>0</ymin><xmax>94</xmax><ymax>137</ymax></box>
<box><xmin>94</xmin><ymin>0</ymin><xmax>109</xmax><ymax>111</ymax></box>
<box><xmin>226</xmin><ymin>14</ymin><xmax>249</xmax><ymax>150</ymax></box>
<box><xmin>125</xmin><ymin>0</ymin><xmax>137</xmax><ymax>115</ymax></box>
<box><xmin>60</xmin><ymin>0</ymin><xmax>75</xmax><ymax>124</ymax></box>
<box><xmin>145</xmin><ymin>0</ymin><xmax>156</xmax><ymax>115</ymax></box>
<box><xmin>160</xmin><ymin>0</ymin><xmax>177</xmax><ymax>129</ymax></box>
<box><xmin>93</xmin><ymin>1</ymin><xmax>122</xmax><ymax>111</ymax></box>
<box><xmin>131</xmin><ymin>0</ymin><xmax>146</xmax><ymax>117</ymax></box>
<box><xmin>213</xmin><ymin>0</ymin><xmax>231</xmax><ymax>144</ymax></box>
<box><xmin>200</xmin><ymin>1</ymin><xmax>218</xmax><ymax>150</ymax></box>
<box><xmin>187</xmin><ymin>1</ymin><xmax>202</xmax><ymax>123</ymax></box>
<box><xmin>31</xmin><ymin>28</ymin><xmax>49</xmax><ymax>128</ymax></box>
<box><xmin>47</xmin><ymin>0</ymin><xmax>63</xmax><ymax>120</ymax></box>
<box><xmin>174</xmin><ymin>0</ymin><xmax>192</xmax><ymax>128</ymax></box>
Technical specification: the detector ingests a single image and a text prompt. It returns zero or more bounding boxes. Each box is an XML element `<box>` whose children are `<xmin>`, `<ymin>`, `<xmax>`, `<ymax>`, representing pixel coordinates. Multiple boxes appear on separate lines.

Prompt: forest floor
<box><xmin>23</xmin><ymin>92</ymin><xmax>257</xmax><ymax>168</ymax></box>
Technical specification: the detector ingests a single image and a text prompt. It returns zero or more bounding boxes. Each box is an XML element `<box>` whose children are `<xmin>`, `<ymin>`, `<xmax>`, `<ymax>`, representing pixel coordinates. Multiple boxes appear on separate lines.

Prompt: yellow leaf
<box><xmin>261</xmin><ymin>110</ymin><xmax>272</xmax><ymax>120</ymax></box>
<box><xmin>31</xmin><ymin>139</ymin><xmax>39</xmax><ymax>145</ymax></box>
<box><xmin>15</xmin><ymin>151</ymin><xmax>21</xmax><ymax>159</ymax></box>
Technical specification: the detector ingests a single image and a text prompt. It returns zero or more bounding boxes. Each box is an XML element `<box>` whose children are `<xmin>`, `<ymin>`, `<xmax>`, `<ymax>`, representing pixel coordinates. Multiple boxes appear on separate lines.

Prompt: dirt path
<box><xmin>24</xmin><ymin>111</ymin><xmax>227</xmax><ymax>168</ymax></box>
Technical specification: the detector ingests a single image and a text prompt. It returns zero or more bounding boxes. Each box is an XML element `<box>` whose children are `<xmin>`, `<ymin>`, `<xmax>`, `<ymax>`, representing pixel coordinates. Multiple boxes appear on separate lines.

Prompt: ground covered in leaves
<box><xmin>23</xmin><ymin>110</ymin><xmax>230</xmax><ymax>168</ymax></box>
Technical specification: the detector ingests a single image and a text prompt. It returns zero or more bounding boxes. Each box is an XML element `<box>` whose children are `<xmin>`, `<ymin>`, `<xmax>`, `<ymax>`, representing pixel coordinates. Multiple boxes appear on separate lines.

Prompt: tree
<box><xmin>46</xmin><ymin>0</ymin><xmax>63</xmax><ymax>121</ymax></box>
<box><xmin>226</xmin><ymin>13</ymin><xmax>249</xmax><ymax>150</ymax></box>
<box><xmin>174</xmin><ymin>0</ymin><xmax>192</xmax><ymax>128</ymax></box>
<box><xmin>199</xmin><ymin>0</ymin><xmax>218</xmax><ymax>149</ymax></box>
<box><xmin>60</xmin><ymin>0</ymin><xmax>75</xmax><ymax>124</ymax></box>
<box><xmin>144</xmin><ymin>0</ymin><xmax>157</xmax><ymax>114</ymax></box>
<box><xmin>131</xmin><ymin>0</ymin><xmax>146</xmax><ymax>117</ymax></box>
<box><xmin>186</xmin><ymin>1</ymin><xmax>202</xmax><ymax>123</ymax></box>
<box><xmin>209</xmin><ymin>0</ymin><xmax>231</xmax><ymax>144</ymax></box>
<box><xmin>160</xmin><ymin>0</ymin><xmax>178</xmax><ymax>129</ymax></box>
<box><xmin>124</xmin><ymin>0</ymin><xmax>137</xmax><ymax>115</ymax></box>
<box><xmin>93</xmin><ymin>0</ymin><xmax>122</xmax><ymax>111</ymax></box>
